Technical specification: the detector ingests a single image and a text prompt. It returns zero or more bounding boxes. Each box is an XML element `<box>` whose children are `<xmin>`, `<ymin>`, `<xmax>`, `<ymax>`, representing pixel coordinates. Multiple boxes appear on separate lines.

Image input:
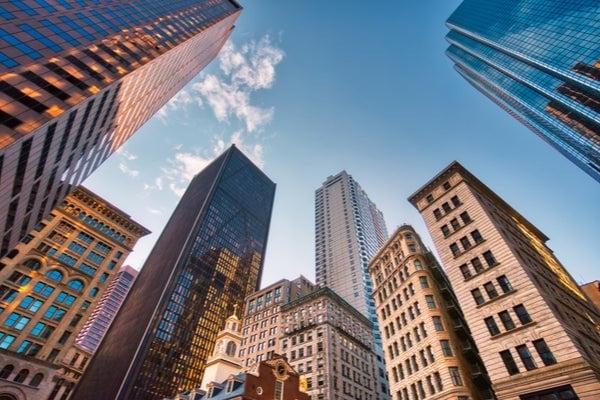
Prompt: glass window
<box><xmin>33</xmin><ymin>282</ymin><xmax>54</xmax><ymax>298</ymax></box>
<box><xmin>459</xmin><ymin>264</ymin><xmax>471</xmax><ymax>279</ymax></box>
<box><xmin>482</xmin><ymin>250</ymin><xmax>497</xmax><ymax>266</ymax></box>
<box><xmin>67</xmin><ymin>279</ymin><xmax>84</xmax><ymax>293</ymax></box>
<box><xmin>484</xmin><ymin>316</ymin><xmax>500</xmax><ymax>336</ymax></box>
<box><xmin>425</xmin><ymin>295</ymin><xmax>436</xmax><ymax>309</ymax></box>
<box><xmin>0</xmin><ymin>28</ymin><xmax>41</xmax><ymax>59</ymax></box>
<box><xmin>89</xmin><ymin>287</ymin><xmax>99</xmax><ymax>297</ymax></box>
<box><xmin>18</xmin><ymin>23</ymin><xmax>62</xmax><ymax>52</ymax></box>
<box><xmin>0</xmin><ymin>333</ymin><xmax>15</xmax><ymax>349</ymax></box>
<box><xmin>440</xmin><ymin>340</ymin><xmax>453</xmax><ymax>356</ymax></box>
<box><xmin>46</xmin><ymin>270</ymin><xmax>63</xmax><ymax>282</ymax></box>
<box><xmin>471</xmin><ymin>229</ymin><xmax>483</xmax><ymax>243</ymax></box>
<box><xmin>497</xmin><ymin>275</ymin><xmax>513</xmax><ymax>293</ymax></box>
<box><xmin>483</xmin><ymin>282</ymin><xmax>498</xmax><ymax>299</ymax></box>
<box><xmin>471</xmin><ymin>288</ymin><xmax>485</xmax><ymax>305</ymax></box>
<box><xmin>516</xmin><ymin>344</ymin><xmax>537</xmax><ymax>370</ymax></box>
<box><xmin>419</xmin><ymin>276</ymin><xmax>429</xmax><ymax>288</ymax></box>
<box><xmin>532</xmin><ymin>339</ymin><xmax>556</xmax><ymax>366</ymax></box>
<box><xmin>41</xmin><ymin>19</ymin><xmax>80</xmax><ymax>46</ymax></box>
<box><xmin>450</xmin><ymin>243</ymin><xmax>460</xmax><ymax>256</ymax></box>
<box><xmin>448</xmin><ymin>367</ymin><xmax>462</xmax><ymax>386</ymax></box>
<box><xmin>498</xmin><ymin>311</ymin><xmax>515</xmax><ymax>330</ymax></box>
<box><xmin>500</xmin><ymin>350</ymin><xmax>519</xmax><ymax>375</ymax></box>
<box><xmin>513</xmin><ymin>304</ymin><xmax>532</xmax><ymax>325</ymax></box>
<box><xmin>432</xmin><ymin>316</ymin><xmax>444</xmax><ymax>331</ymax></box>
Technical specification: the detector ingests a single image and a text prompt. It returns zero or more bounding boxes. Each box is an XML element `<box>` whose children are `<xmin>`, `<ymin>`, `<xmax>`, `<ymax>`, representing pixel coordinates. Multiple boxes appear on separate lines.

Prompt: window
<box><xmin>483</xmin><ymin>282</ymin><xmax>498</xmax><ymax>299</ymax></box>
<box><xmin>500</xmin><ymin>350</ymin><xmax>519</xmax><ymax>375</ymax></box>
<box><xmin>471</xmin><ymin>257</ymin><xmax>484</xmax><ymax>273</ymax></box>
<box><xmin>43</xmin><ymin>306</ymin><xmax>66</xmax><ymax>321</ymax></box>
<box><xmin>426</xmin><ymin>194</ymin><xmax>434</xmax><ymax>203</ymax></box>
<box><xmin>419</xmin><ymin>276</ymin><xmax>429</xmax><ymax>288</ymax></box>
<box><xmin>13</xmin><ymin>368</ymin><xmax>28</xmax><ymax>383</ymax></box>
<box><xmin>516</xmin><ymin>345</ymin><xmax>537</xmax><ymax>370</ymax></box>
<box><xmin>4</xmin><ymin>312</ymin><xmax>30</xmax><ymax>331</ymax></box>
<box><xmin>459</xmin><ymin>264</ymin><xmax>471</xmax><ymax>279</ymax></box>
<box><xmin>459</xmin><ymin>236</ymin><xmax>471</xmax><ymax>250</ymax></box>
<box><xmin>513</xmin><ymin>304</ymin><xmax>532</xmax><ymax>325</ymax></box>
<box><xmin>497</xmin><ymin>275</ymin><xmax>513</xmax><ymax>293</ymax></box>
<box><xmin>55</xmin><ymin>291</ymin><xmax>76</xmax><ymax>307</ymax></box>
<box><xmin>433</xmin><ymin>209</ymin><xmax>442</xmax><ymax>220</ymax></box>
<box><xmin>532</xmin><ymin>339</ymin><xmax>556</xmax><ymax>366</ymax></box>
<box><xmin>67</xmin><ymin>279</ymin><xmax>84</xmax><ymax>293</ymax></box>
<box><xmin>498</xmin><ymin>311</ymin><xmax>515</xmax><ymax>330</ymax></box>
<box><xmin>0</xmin><ymin>364</ymin><xmax>13</xmax><ymax>378</ymax></box>
<box><xmin>89</xmin><ymin>287</ymin><xmax>99</xmax><ymax>297</ymax></box>
<box><xmin>443</xmin><ymin>181</ymin><xmax>451</xmax><ymax>190</ymax></box>
<box><xmin>274</xmin><ymin>379</ymin><xmax>284</xmax><ymax>399</ymax></box>
<box><xmin>432</xmin><ymin>316</ymin><xmax>444</xmax><ymax>331</ymax></box>
<box><xmin>30</xmin><ymin>373</ymin><xmax>44</xmax><ymax>387</ymax></box>
<box><xmin>482</xmin><ymin>250</ymin><xmax>497</xmax><ymax>266</ymax></box>
<box><xmin>450</xmin><ymin>218</ymin><xmax>460</xmax><ymax>230</ymax></box>
<box><xmin>18</xmin><ymin>296</ymin><xmax>43</xmax><ymax>313</ymax></box>
<box><xmin>0</xmin><ymin>333</ymin><xmax>15</xmax><ymax>349</ymax></box>
<box><xmin>45</xmin><ymin>269</ymin><xmax>63</xmax><ymax>282</ymax></box>
<box><xmin>450</xmin><ymin>196</ymin><xmax>460</xmax><ymax>207</ymax></box>
<box><xmin>77</xmin><ymin>232</ymin><xmax>94</xmax><ymax>244</ymax></box>
<box><xmin>425</xmin><ymin>295</ymin><xmax>436</xmax><ymax>309</ymax></box>
<box><xmin>440</xmin><ymin>340</ymin><xmax>453</xmax><ymax>356</ymax></box>
<box><xmin>459</xmin><ymin>211</ymin><xmax>471</xmax><ymax>224</ymax></box>
<box><xmin>450</xmin><ymin>243</ymin><xmax>459</xmax><ymax>256</ymax></box>
<box><xmin>484</xmin><ymin>317</ymin><xmax>500</xmax><ymax>336</ymax></box>
<box><xmin>471</xmin><ymin>288</ymin><xmax>485</xmax><ymax>305</ymax></box>
<box><xmin>33</xmin><ymin>282</ymin><xmax>54</xmax><ymax>298</ymax></box>
<box><xmin>442</xmin><ymin>202</ymin><xmax>451</xmax><ymax>213</ymax></box>
<box><xmin>448</xmin><ymin>367</ymin><xmax>462</xmax><ymax>386</ymax></box>
<box><xmin>441</xmin><ymin>225</ymin><xmax>450</xmax><ymax>237</ymax></box>
<box><xmin>68</xmin><ymin>241</ymin><xmax>86</xmax><ymax>255</ymax></box>
<box><xmin>471</xmin><ymin>229</ymin><xmax>483</xmax><ymax>243</ymax></box>
<box><xmin>30</xmin><ymin>322</ymin><xmax>53</xmax><ymax>338</ymax></box>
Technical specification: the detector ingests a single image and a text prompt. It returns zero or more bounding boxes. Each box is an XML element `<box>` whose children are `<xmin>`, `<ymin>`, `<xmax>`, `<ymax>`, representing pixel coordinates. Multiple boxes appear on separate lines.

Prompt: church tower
<box><xmin>200</xmin><ymin>309</ymin><xmax>243</xmax><ymax>391</ymax></box>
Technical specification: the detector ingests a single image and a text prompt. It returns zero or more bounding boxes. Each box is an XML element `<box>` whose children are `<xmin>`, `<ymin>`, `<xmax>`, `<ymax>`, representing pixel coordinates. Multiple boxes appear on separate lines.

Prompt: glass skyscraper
<box><xmin>71</xmin><ymin>145</ymin><xmax>275</xmax><ymax>400</ymax></box>
<box><xmin>315</xmin><ymin>171</ymin><xmax>390</xmax><ymax>399</ymax></box>
<box><xmin>0</xmin><ymin>0</ymin><xmax>242</xmax><ymax>257</ymax></box>
<box><xmin>446</xmin><ymin>0</ymin><xmax>600</xmax><ymax>182</ymax></box>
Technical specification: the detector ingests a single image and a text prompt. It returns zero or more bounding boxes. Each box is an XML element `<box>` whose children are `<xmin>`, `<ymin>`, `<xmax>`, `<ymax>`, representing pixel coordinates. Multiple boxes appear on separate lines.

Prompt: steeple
<box><xmin>200</xmin><ymin>310</ymin><xmax>243</xmax><ymax>390</ymax></box>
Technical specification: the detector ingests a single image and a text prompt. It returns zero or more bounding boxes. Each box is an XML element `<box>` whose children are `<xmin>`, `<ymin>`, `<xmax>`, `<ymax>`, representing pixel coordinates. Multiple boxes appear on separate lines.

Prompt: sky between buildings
<box><xmin>85</xmin><ymin>1</ymin><xmax>600</xmax><ymax>287</ymax></box>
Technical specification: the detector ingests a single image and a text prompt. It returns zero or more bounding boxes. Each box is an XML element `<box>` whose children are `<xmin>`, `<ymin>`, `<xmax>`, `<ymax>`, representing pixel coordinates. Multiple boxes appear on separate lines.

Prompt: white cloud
<box><xmin>146</xmin><ymin>207</ymin><xmax>162</xmax><ymax>215</ymax></box>
<box><xmin>156</xmin><ymin>88</ymin><xmax>204</xmax><ymax>122</ymax></box>
<box><xmin>118</xmin><ymin>162</ymin><xmax>139</xmax><ymax>178</ymax></box>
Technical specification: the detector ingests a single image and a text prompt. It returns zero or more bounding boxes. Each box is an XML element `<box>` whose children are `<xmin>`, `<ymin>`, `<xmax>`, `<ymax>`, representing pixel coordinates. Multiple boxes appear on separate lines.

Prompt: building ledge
<box><xmin>463</xmin><ymin>262</ymin><xmax>500</xmax><ymax>282</ymax></box>
<box><xmin>476</xmin><ymin>289</ymin><xmax>517</xmax><ymax>309</ymax></box>
<box><xmin>443</xmin><ymin>219</ymin><xmax>473</xmax><ymax>240</ymax></box>
<box><xmin>452</xmin><ymin>239</ymin><xmax>486</xmax><ymax>259</ymax></box>
<box><xmin>490</xmin><ymin>321</ymin><xmax>536</xmax><ymax>340</ymax></box>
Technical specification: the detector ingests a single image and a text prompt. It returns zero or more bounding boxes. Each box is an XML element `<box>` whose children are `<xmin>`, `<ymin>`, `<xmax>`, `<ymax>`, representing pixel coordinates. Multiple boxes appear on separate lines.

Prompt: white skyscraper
<box><xmin>315</xmin><ymin>171</ymin><xmax>390</xmax><ymax>398</ymax></box>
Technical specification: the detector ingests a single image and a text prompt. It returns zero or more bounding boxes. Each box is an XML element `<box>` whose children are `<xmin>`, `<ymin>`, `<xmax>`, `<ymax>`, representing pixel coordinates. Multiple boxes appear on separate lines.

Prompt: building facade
<box><xmin>446</xmin><ymin>0</ymin><xmax>600</xmax><ymax>182</ymax></box>
<box><xmin>581</xmin><ymin>281</ymin><xmax>600</xmax><ymax>312</ymax></box>
<box><xmin>369</xmin><ymin>224</ymin><xmax>493</xmax><ymax>400</ymax></box>
<box><xmin>0</xmin><ymin>185</ymin><xmax>149</xmax><ymax>400</ymax></box>
<box><xmin>74</xmin><ymin>264</ymin><xmax>138</xmax><ymax>354</ymax></box>
<box><xmin>409</xmin><ymin>161</ymin><xmax>600</xmax><ymax>399</ymax></box>
<box><xmin>168</xmin><ymin>357</ymin><xmax>308</xmax><ymax>400</ymax></box>
<box><xmin>315</xmin><ymin>171</ymin><xmax>389</xmax><ymax>399</ymax></box>
<box><xmin>72</xmin><ymin>145</ymin><xmax>276</xmax><ymax>400</ymax></box>
<box><xmin>280</xmin><ymin>287</ymin><xmax>382</xmax><ymax>400</ymax></box>
<box><xmin>0</xmin><ymin>0</ymin><xmax>242</xmax><ymax>256</ymax></box>
<box><xmin>239</xmin><ymin>277</ymin><xmax>314</xmax><ymax>369</ymax></box>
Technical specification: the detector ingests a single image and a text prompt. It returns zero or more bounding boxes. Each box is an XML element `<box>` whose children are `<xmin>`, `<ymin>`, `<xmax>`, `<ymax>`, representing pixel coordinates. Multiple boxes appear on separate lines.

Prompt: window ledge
<box><xmin>463</xmin><ymin>262</ymin><xmax>501</xmax><ymax>282</ymax></box>
<box><xmin>476</xmin><ymin>289</ymin><xmax>517</xmax><ymax>308</ymax></box>
<box><xmin>490</xmin><ymin>321</ymin><xmax>536</xmax><ymax>340</ymax></box>
<box><xmin>443</xmin><ymin>219</ymin><xmax>474</xmax><ymax>239</ymax></box>
<box><xmin>452</xmin><ymin>239</ymin><xmax>487</xmax><ymax>259</ymax></box>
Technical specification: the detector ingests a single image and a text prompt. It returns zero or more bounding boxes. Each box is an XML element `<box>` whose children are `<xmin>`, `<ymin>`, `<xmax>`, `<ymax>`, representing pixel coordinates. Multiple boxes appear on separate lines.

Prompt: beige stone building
<box><xmin>369</xmin><ymin>224</ymin><xmax>494</xmax><ymax>400</ymax></box>
<box><xmin>0</xmin><ymin>186</ymin><xmax>148</xmax><ymax>400</ymax></box>
<box><xmin>280</xmin><ymin>287</ymin><xmax>382</xmax><ymax>400</ymax></box>
<box><xmin>239</xmin><ymin>276</ymin><xmax>314</xmax><ymax>369</ymax></box>
<box><xmin>581</xmin><ymin>281</ymin><xmax>600</xmax><ymax>312</ymax></box>
<box><xmin>408</xmin><ymin>161</ymin><xmax>600</xmax><ymax>400</ymax></box>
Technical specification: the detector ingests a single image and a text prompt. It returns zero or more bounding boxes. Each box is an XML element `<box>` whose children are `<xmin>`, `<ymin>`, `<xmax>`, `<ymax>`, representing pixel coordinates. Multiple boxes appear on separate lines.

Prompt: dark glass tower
<box><xmin>71</xmin><ymin>145</ymin><xmax>275</xmax><ymax>400</ymax></box>
<box><xmin>0</xmin><ymin>0</ymin><xmax>242</xmax><ymax>257</ymax></box>
<box><xmin>446</xmin><ymin>0</ymin><xmax>600</xmax><ymax>182</ymax></box>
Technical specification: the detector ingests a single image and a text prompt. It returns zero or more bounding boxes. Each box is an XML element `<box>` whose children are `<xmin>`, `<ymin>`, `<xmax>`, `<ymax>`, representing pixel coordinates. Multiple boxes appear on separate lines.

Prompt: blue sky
<box><xmin>85</xmin><ymin>1</ymin><xmax>600</xmax><ymax>288</ymax></box>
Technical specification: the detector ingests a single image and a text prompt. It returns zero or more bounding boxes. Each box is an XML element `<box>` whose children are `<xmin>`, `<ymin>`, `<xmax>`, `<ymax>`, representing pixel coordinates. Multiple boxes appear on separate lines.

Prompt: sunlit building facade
<box><xmin>315</xmin><ymin>171</ymin><xmax>389</xmax><ymax>399</ymax></box>
<box><xmin>369</xmin><ymin>225</ymin><xmax>493</xmax><ymax>400</ymax></box>
<box><xmin>72</xmin><ymin>145</ymin><xmax>276</xmax><ymax>400</ymax></box>
<box><xmin>446</xmin><ymin>0</ymin><xmax>600</xmax><ymax>182</ymax></box>
<box><xmin>409</xmin><ymin>161</ymin><xmax>600</xmax><ymax>399</ymax></box>
<box><xmin>74</xmin><ymin>264</ymin><xmax>138</xmax><ymax>354</ymax></box>
<box><xmin>0</xmin><ymin>185</ymin><xmax>148</xmax><ymax>400</ymax></box>
<box><xmin>0</xmin><ymin>0</ymin><xmax>242</xmax><ymax>257</ymax></box>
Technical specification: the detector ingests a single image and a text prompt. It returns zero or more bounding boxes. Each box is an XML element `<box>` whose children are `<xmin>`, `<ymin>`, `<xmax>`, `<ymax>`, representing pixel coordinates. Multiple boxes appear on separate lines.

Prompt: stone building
<box><xmin>0</xmin><ymin>186</ymin><xmax>148</xmax><ymax>400</ymax></box>
<box><xmin>280</xmin><ymin>287</ymin><xmax>382</xmax><ymax>400</ymax></box>
<box><xmin>369</xmin><ymin>224</ymin><xmax>493</xmax><ymax>400</ymax></box>
<box><xmin>581</xmin><ymin>281</ymin><xmax>600</xmax><ymax>312</ymax></box>
<box><xmin>239</xmin><ymin>277</ymin><xmax>314</xmax><ymax>369</ymax></box>
<box><xmin>409</xmin><ymin>161</ymin><xmax>600</xmax><ymax>399</ymax></box>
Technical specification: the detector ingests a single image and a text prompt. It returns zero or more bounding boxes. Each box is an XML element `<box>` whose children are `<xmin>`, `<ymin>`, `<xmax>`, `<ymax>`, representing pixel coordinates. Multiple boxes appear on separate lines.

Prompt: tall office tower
<box><xmin>409</xmin><ymin>161</ymin><xmax>600</xmax><ymax>400</ymax></box>
<box><xmin>369</xmin><ymin>224</ymin><xmax>494</xmax><ymax>400</ymax></box>
<box><xmin>0</xmin><ymin>0</ymin><xmax>242</xmax><ymax>257</ymax></box>
<box><xmin>239</xmin><ymin>276</ymin><xmax>314</xmax><ymax>369</ymax></box>
<box><xmin>73</xmin><ymin>145</ymin><xmax>276</xmax><ymax>400</ymax></box>
<box><xmin>446</xmin><ymin>0</ymin><xmax>600</xmax><ymax>183</ymax></box>
<box><xmin>315</xmin><ymin>171</ymin><xmax>389</xmax><ymax>399</ymax></box>
<box><xmin>280</xmin><ymin>287</ymin><xmax>383</xmax><ymax>400</ymax></box>
<box><xmin>0</xmin><ymin>186</ymin><xmax>148</xmax><ymax>400</ymax></box>
<box><xmin>74</xmin><ymin>264</ymin><xmax>138</xmax><ymax>354</ymax></box>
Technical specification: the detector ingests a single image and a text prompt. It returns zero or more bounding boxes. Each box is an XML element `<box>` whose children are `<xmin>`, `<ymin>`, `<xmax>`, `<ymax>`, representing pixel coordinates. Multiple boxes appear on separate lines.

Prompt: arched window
<box><xmin>0</xmin><ymin>394</ymin><xmax>18</xmax><ymax>400</ymax></box>
<box><xmin>0</xmin><ymin>365</ymin><xmax>14</xmax><ymax>379</ymax></box>
<box><xmin>29</xmin><ymin>373</ymin><xmax>44</xmax><ymax>387</ymax></box>
<box><xmin>23</xmin><ymin>259</ymin><xmax>42</xmax><ymax>270</ymax></box>
<box><xmin>67</xmin><ymin>279</ymin><xmax>84</xmax><ymax>293</ymax></box>
<box><xmin>13</xmin><ymin>369</ymin><xmax>28</xmax><ymax>383</ymax></box>
<box><xmin>46</xmin><ymin>269</ymin><xmax>63</xmax><ymax>282</ymax></box>
<box><xmin>225</xmin><ymin>341</ymin><xmax>237</xmax><ymax>357</ymax></box>
<box><xmin>89</xmin><ymin>287</ymin><xmax>99</xmax><ymax>297</ymax></box>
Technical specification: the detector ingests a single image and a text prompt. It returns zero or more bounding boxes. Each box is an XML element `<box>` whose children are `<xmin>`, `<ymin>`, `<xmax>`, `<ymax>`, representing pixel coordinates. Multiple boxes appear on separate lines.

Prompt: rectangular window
<box><xmin>471</xmin><ymin>229</ymin><xmax>483</xmax><ymax>243</ymax></box>
<box><xmin>532</xmin><ymin>339</ymin><xmax>556</xmax><ymax>366</ymax></box>
<box><xmin>498</xmin><ymin>311</ymin><xmax>515</xmax><ymax>330</ymax></box>
<box><xmin>482</xmin><ymin>250</ymin><xmax>497</xmax><ymax>266</ymax></box>
<box><xmin>450</xmin><ymin>218</ymin><xmax>460</xmax><ymax>230</ymax></box>
<box><xmin>432</xmin><ymin>316</ymin><xmax>444</xmax><ymax>331</ymax></box>
<box><xmin>483</xmin><ymin>282</ymin><xmax>499</xmax><ymax>299</ymax></box>
<box><xmin>448</xmin><ymin>367</ymin><xmax>463</xmax><ymax>386</ymax></box>
<box><xmin>471</xmin><ymin>257</ymin><xmax>484</xmax><ymax>273</ymax></box>
<box><xmin>440</xmin><ymin>340</ymin><xmax>453</xmax><ymax>356</ymax></box>
<box><xmin>516</xmin><ymin>344</ymin><xmax>537</xmax><ymax>370</ymax></box>
<box><xmin>513</xmin><ymin>304</ymin><xmax>532</xmax><ymax>325</ymax></box>
<box><xmin>450</xmin><ymin>196</ymin><xmax>460</xmax><ymax>207</ymax></box>
<box><xmin>459</xmin><ymin>211</ymin><xmax>471</xmax><ymax>224</ymax></box>
<box><xmin>484</xmin><ymin>317</ymin><xmax>500</xmax><ymax>336</ymax></box>
<box><xmin>500</xmin><ymin>350</ymin><xmax>519</xmax><ymax>375</ymax></box>
<box><xmin>459</xmin><ymin>236</ymin><xmax>471</xmax><ymax>250</ymax></box>
<box><xmin>459</xmin><ymin>264</ymin><xmax>471</xmax><ymax>279</ymax></box>
<box><xmin>471</xmin><ymin>288</ymin><xmax>485</xmax><ymax>305</ymax></box>
<box><xmin>441</xmin><ymin>225</ymin><xmax>450</xmax><ymax>237</ymax></box>
<box><xmin>419</xmin><ymin>276</ymin><xmax>429</xmax><ymax>288</ymax></box>
<box><xmin>425</xmin><ymin>295</ymin><xmax>436</xmax><ymax>309</ymax></box>
<box><xmin>442</xmin><ymin>202</ymin><xmax>451</xmax><ymax>213</ymax></box>
<box><xmin>274</xmin><ymin>380</ymin><xmax>284</xmax><ymax>399</ymax></box>
<box><xmin>0</xmin><ymin>333</ymin><xmax>15</xmax><ymax>349</ymax></box>
<box><xmin>497</xmin><ymin>275</ymin><xmax>513</xmax><ymax>293</ymax></box>
<box><xmin>450</xmin><ymin>243</ymin><xmax>459</xmax><ymax>256</ymax></box>
<box><xmin>433</xmin><ymin>209</ymin><xmax>442</xmax><ymax>220</ymax></box>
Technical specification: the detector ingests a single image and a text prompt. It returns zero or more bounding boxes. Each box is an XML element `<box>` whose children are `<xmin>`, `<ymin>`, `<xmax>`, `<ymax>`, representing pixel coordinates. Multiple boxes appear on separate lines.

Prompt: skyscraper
<box><xmin>369</xmin><ymin>225</ymin><xmax>493</xmax><ymax>400</ymax></box>
<box><xmin>314</xmin><ymin>171</ymin><xmax>389</xmax><ymax>399</ymax></box>
<box><xmin>409</xmin><ymin>161</ymin><xmax>600</xmax><ymax>399</ymax></box>
<box><xmin>0</xmin><ymin>0</ymin><xmax>242</xmax><ymax>257</ymax></box>
<box><xmin>72</xmin><ymin>145</ymin><xmax>275</xmax><ymax>400</ymax></box>
<box><xmin>74</xmin><ymin>264</ymin><xmax>138</xmax><ymax>354</ymax></box>
<box><xmin>446</xmin><ymin>0</ymin><xmax>600</xmax><ymax>182</ymax></box>
<box><xmin>0</xmin><ymin>185</ymin><xmax>149</xmax><ymax>400</ymax></box>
